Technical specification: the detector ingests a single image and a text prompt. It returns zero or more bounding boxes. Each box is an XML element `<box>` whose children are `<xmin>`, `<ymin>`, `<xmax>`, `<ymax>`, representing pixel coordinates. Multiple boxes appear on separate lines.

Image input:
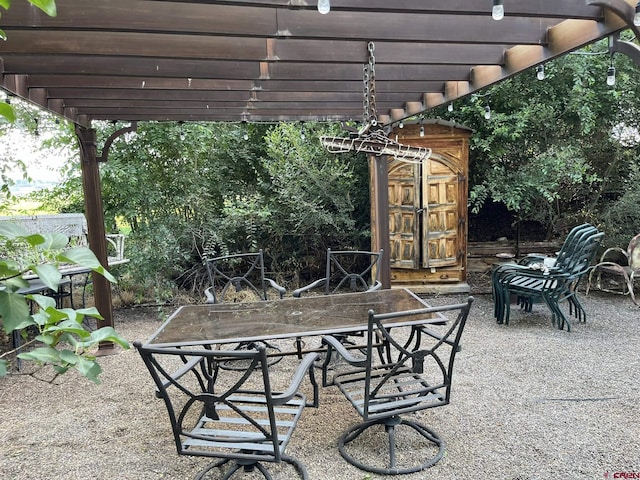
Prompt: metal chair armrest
<box><xmin>321</xmin><ymin>335</ymin><xmax>367</xmax><ymax>366</ymax></box>
<box><xmin>203</xmin><ymin>286</ymin><xmax>215</xmax><ymax>304</ymax></box>
<box><xmin>292</xmin><ymin>278</ymin><xmax>327</xmax><ymax>297</ymax></box>
<box><xmin>272</xmin><ymin>352</ymin><xmax>320</xmax><ymax>407</ymax></box>
<box><xmin>264</xmin><ymin>277</ymin><xmax>287</xmax><ymax>298</ymax></box>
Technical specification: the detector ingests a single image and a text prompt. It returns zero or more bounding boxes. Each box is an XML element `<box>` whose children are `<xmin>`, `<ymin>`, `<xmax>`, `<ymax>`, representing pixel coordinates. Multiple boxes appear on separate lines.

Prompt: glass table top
<box><xmin>145</xmin><ymin>288</ymin><xmax>438</xmax><ymax>347</ymax></box>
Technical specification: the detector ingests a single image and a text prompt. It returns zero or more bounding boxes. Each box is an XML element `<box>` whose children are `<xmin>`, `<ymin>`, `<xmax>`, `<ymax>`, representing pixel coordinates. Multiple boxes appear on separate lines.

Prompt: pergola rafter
<box><xmin>0</xmin><ymin>0</ymin><xmax>637</xmax><ymax>126</ymax></box>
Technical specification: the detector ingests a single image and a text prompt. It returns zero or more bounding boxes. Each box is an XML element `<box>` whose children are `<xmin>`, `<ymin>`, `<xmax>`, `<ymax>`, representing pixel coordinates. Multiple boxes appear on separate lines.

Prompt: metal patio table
<box><xmin>143</xmin><ymin>288</ymin><xmax>443</xmax><ymax>352</ymax></box>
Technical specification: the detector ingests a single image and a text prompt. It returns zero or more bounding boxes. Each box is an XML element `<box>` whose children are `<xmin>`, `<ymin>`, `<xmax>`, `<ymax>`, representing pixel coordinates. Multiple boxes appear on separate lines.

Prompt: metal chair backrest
<box><xmin>323</xmin><ymin>248</ymin><xmax>383</xmax><ymax>295</ymax></box>
<box><xmin>362</xmin><ymin>297</ymin><xmax>473</xmax><ymax>420</ymax></box>
<box><xmin>561</xmin><ymin>231</ymin><xmax>605</xmax><ymax>278</ymax></box>
<box><xmin>554</xmin><ymin>223</ymin><xmax>598</xmax><ymax>270</ymax></box>
<box><xmin>204</xmin><ymin>250</ymin><xmax>268</xmax><ymax>303</ymax></box>
<box><xmin>136</xmin><ymin>343</ymin><xmax>291</xmax><ymax>463</ymax></box>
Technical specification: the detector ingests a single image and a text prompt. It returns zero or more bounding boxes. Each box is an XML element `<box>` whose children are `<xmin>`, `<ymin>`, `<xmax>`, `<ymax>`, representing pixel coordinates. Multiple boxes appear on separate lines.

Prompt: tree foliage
<box><xmin>433</xmin><ymin>37</ymin><xmax>640</xmax><ymax>241</ymax></box>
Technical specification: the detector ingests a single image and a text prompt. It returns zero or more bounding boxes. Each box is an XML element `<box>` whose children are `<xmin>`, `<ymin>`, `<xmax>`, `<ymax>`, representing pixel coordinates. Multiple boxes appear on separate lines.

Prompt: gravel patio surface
<box><xmin>1</xmin><ymin>287</ymin><xmax>638</xmax><ymax>480</ymax></box>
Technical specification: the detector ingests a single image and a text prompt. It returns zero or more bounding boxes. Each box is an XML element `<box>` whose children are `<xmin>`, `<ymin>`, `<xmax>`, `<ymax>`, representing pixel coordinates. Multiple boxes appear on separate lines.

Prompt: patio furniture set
<box><xmin>135</xmin><ymin>227</ymin><xmax>637</xmax><ymax>479</ymax></box>
<box><xmin>135</xmin><ymin>247</ymin><xmax>474</xmax><ymax>478</ymax></box>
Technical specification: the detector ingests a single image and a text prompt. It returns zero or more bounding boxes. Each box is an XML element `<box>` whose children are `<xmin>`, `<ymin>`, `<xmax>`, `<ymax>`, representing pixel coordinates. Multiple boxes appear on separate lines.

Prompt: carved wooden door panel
<box><xmin>388</xmin><ymin>159</ymin><xmax>419</xmax><ymax>269</ymax></box>
<box><xmin>422</xmin><ymin>155</ymin><xmax>459</xmax><ymax>268</ymax></box>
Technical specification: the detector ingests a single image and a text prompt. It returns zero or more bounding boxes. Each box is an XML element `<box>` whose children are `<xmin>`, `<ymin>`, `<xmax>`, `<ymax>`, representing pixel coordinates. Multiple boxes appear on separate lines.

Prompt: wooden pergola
<box><xmin>1</xmin><ymin>0</ymin><xmax>639</xmax><ymax>339</ymax></box>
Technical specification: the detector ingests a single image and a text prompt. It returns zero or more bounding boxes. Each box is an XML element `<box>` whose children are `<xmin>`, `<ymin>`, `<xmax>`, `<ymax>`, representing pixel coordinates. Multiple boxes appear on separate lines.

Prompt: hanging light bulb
<box><xmin>398</xmin><ymin>120</ymin><xmax>404</xmax><ymax>129</ymax></box>
<box><xmin>635</xmin><ymin>3</ymin><xmax>640</xmax><ymax>27</ymax></box>
<box><xmin>536</xmin><ymin>64</ymin><xmax>545</xmax><ymax>81</ymax></box>
<box><xmin>317</xmin><ymin>0</ymin><xmax>330</xmax><ymax>14</ymax></box>
<box><xmin>447</xmin><ymin>103</ymin><xmax>454</xmax><ymax>112</ymax></box>
<box><xmin>300</xmin><ymin>123</ymin><xmax>306</xmax><ymax>141</ymax></box>
<box><xmin>607</xmin><ymin>65</ymin><xmax>616</xmax><ymax>86</ymax></box>
<box><xmin>484</xmin><ymin>105</ymin><xmax>491</xmax><ymax>120</ymax></box>
<box><xmin>419</xmin><ymin>124</ymin><xmax>425</xmax><ymax>137</ymax></box>
<box><xmin>492</xmin><ymin>0</ymin><xmax>504</xmax><ymax>20</ymax></box>
<box><xmin>241</xmin><ymin>120</ymin><xmax>249</xmax><ymax>140</ymax></box>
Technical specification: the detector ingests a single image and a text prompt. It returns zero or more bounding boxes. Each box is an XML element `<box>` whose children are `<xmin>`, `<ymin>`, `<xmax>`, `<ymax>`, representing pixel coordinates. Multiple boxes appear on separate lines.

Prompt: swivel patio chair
<box><xmin>203</xmin><ymin>250</ymin><xmax>285</xmax><ymax>304</ymax></box>
<box><xmin>135</xmin><ymin>341</ymin><xmax>319</xmax><ymax>480</ymax></box>
<box><xmin>292</xmin><ymin>248</ymin><xmax>383</xmax><ymax>353</ymax></box>
<box><xmin>320</xmin><ymin>297</ymin><xmax>473</xmax><ymax>475</ymax></box>
<box><xmin>292</xmin><ymin>248</ymin><xmax>383</xmax><ymax>297</ymax></box>
<box><xmin>203</xmin><ymin>250</ymin><xmax>287</xmax><ymax>364</ymax></box>
<box><xmin>587</xmin><ymin>233</ymin><xmax>640</xmax><ymax>306</ymax></box>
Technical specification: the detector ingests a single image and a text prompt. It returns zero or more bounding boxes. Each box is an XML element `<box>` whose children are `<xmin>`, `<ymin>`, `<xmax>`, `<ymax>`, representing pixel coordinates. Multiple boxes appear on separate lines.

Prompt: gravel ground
<box><xmin>1</xmin><ymin>286</ymin><xmax>639</xmax><ymax>480</ymax></box>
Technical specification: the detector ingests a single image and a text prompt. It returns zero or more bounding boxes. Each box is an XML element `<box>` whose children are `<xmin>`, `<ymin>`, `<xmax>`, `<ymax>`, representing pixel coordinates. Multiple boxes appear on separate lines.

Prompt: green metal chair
<box><xmin>496</xmin><ymin>230</ymin><xmax>604</xmax><ymax>331</ymax></box>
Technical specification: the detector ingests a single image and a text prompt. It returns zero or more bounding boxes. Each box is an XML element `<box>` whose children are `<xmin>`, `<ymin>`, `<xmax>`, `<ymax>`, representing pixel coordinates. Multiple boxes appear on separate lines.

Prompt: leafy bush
<box><xmin>599</xmin><ymin>162</ymin><xmax>640</xmax><ymax>249</ymax></box>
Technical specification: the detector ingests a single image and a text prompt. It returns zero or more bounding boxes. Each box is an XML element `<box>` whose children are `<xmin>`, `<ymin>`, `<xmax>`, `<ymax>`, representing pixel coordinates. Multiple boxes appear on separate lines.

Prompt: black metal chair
<box><xmin>203</xmin><ymin>250</ymin><xmax>286</xmax><ymax>364</ymax></box>
<box><xmin>135</xmin><ymin>341</ymin><xmax>319</xmax><ymax>480</ymax></box>
<box><xmin>292</xmin><ymin>248</ymin><xmax>383</xmax><ymax>297</ymax></box>
<box><xmin>203</xmin><ymin>250</ymin><xmax>285</xmax><ymax>304</ymax></box>
<box><xmin>320</xmin><ymin>297</ymin><xmax>473</xmax><ymax>475</ymax></box>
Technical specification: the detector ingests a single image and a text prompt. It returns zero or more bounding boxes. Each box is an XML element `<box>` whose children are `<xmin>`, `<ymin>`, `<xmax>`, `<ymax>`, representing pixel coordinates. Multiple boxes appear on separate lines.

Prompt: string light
<box><xmin>536</xmin><ymin>64</ymin><xmax>545</xmax><ymax>81</ymax></box>
<box><xmin>447</xmin><ymin>103</ymin><xmax>454</xmax><ymax>112</ymax></box>
<box><xmin>635</xmin><ymin>2</ymin><xmax>640</xmax><ymax>27</ymax></box>
<box><xmin>419</xmin><ymin>123</ymin><xmax>425</xmax><ymax>137</ymax></box>
<box><xmin>317</xmin><ymin>0</ymin><xmax>330</xmax><ymax>14</ymax></box>
<box><xmin>484</xmin><ymin>105</ymin><xmax>491</xmax><ymax>120</ymax></box>
<box><xmin>492</xmin><ymin>0</ymin><xmax>504</xmax><ymax>20</ymax></box>
<box><xmin>241</xmin><ymin>120</ymin><xmax>249</xmax><ymax>140</ymax></box>
<box><xmin>607</xmin><ymin>64</ymin><xmax>616</xmax><ymax>86</ymax></box>
<box><xmin>398</xmin><ymin>120</ymin><xmax>404</xmax><ymax>129</ymax></box>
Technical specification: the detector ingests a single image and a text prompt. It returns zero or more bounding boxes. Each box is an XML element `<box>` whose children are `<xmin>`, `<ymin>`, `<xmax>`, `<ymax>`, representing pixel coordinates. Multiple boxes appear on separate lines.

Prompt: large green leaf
<box><xmin>33</xmin><ymin>263</ymin><xmax>62</xmax><ymax>291</ymax></box>
<box><xmin>47</xmin><ymin>319</ymin><xmax>91</xmax><ymax>338</ymax></box>
<box><xmin>58</xmin><ymin>349</ymin><xmax>79</xmax><ymax>365</ymax></box>
<box><xmin>58</xmin><ymin>247</ymin><xmax>101</xmax><ymax>268</ymax></box>
<box><xmin>0</xmin><ymin>259</ymin><xmax>22</xmax><ymax>279</ymax></box>
<box><xmin>27</xmin><ymin>0</ymin><xmax>57</xmax><ymax>16</ymax></box>
<box><xmin>38</xmin><ymin>232</ymin><xmax>69</xmax><ymax>250</ymax></box>
<box><xmin>28</xmin><ymin>293</ymin><xmax>57</xmax><ymax>312</ymax></box>
<box><xmin>0</xmin><ymin>102</ymin><xmax>15</xmax><ymax>122</ymax></box>
<box><xmin>24</xmin><ymin>233</ymin><xmax>46</xmax><ymax>246</ymax></box>
<box><xmin>73</xmin><ymin>306</ymin><xmax>104</xmax><ymax>319</ymax></box>
<box><xmin>82</xmin><ymin>327</ymin><xmax>130</xmax><ymax>349</ymax></box>
<box><xmin>0</xmin><ymin>290</ymin><xmax>33</xmax><ymax>332</ymax></box>
<box><xmin>74</xmin><ymin>356</ymin><xmax>102</xmax><ymax>384</ymax></box>
<box><xmin>0</xmin><ymin>222</ymin><xmax>29</xmax><ymax>238</ymax></box>
<box><xmin>18</xmin><ymin>346</ymin><xmax>61</xmax><ymax>364</ymax></box>
<box><xmin>59</xmin><ymin>247</ymin><xmax>117</xmax><ymax>283</ymax></box>
<box><xmin>0</xmin><ymin>0</ymin><xmax>9</xmax><ymax>9</ymax></box>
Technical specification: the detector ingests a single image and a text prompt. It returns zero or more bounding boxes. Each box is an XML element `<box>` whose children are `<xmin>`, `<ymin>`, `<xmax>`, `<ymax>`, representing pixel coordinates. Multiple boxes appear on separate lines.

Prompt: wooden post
<box><xmin>372</xmin><ymin>154</ymin><xmax>391</xmax><ymax>289</ymax></box>
<box><xmin>76</xmin><ymin>126</ymin><xmax>115</xmax><ymax>345</ymax></box>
